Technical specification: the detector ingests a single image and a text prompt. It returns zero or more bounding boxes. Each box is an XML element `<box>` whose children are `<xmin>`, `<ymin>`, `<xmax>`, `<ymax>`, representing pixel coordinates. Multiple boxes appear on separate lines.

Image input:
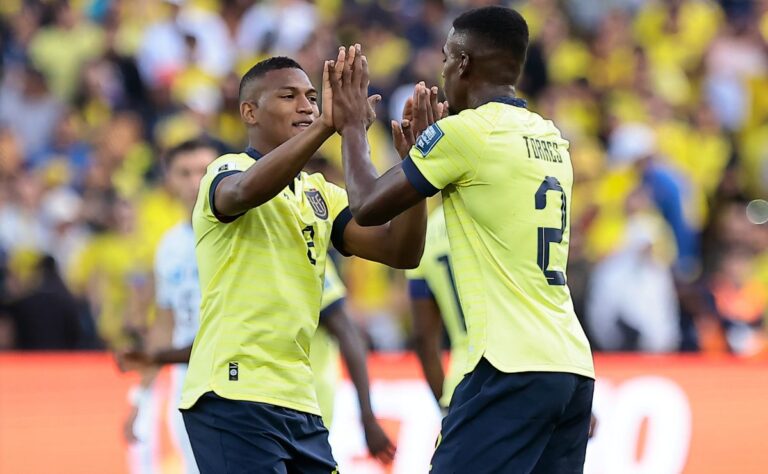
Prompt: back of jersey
<box><xmin>404</xmin><ymin>100</ymin><xmax>594</xmax><ymax>378</ymax></box>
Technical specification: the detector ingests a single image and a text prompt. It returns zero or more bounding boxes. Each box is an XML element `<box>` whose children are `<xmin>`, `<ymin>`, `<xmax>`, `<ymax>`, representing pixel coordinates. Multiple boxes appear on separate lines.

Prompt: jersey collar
<box><xmin>245</xmin><ymin>147</ymin><xmax>263</xmax><ymax>160</ymax></box>
<box><xmin>488</xmin><ymin>96</ymin><xmax>527</xmax><ymax>108</ymax></box>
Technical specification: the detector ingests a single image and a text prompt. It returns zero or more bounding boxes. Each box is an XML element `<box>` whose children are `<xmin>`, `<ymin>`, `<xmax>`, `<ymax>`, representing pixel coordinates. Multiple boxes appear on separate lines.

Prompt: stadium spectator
<box><xmin>0</xmin><ymin>64</ymin><xmax>63</xmax><ymax>160</ymax></box>
<box><xmin>0</xmin><ymin>254</ymin><xmax>81</xmax><ymax>350</ymax></box>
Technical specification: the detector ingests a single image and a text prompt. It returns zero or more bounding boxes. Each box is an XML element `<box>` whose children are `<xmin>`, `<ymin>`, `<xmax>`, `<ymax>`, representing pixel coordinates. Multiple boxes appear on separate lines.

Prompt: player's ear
<box><xmin>240</xmin><ymin>100</ymin><xmax>259</xmax><ymax>126</ymax></box>
<box><xmin>458</xmin><ymin>52</ymin><xmax>470</xmax><ymax>78</ymax></box>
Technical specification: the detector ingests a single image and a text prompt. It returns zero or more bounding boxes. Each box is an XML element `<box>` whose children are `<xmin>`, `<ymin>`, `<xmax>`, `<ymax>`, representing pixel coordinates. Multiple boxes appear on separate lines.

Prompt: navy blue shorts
<box><xmin>431</xmin><ymin>358</ymin><xmax>594</xmax><ymax>474</ymax></box>
<box><xmin>182</xmin><ymin>392</ymin><xmax>337</xmax><ymax>474</ymax></box>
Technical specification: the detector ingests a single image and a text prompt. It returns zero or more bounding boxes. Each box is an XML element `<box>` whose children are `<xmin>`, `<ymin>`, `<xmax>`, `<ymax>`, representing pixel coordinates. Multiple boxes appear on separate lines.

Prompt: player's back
<box><xmin>407</xmin><ymin>100</ymin><xmax>593</xmax><ymax>378</ymax></box>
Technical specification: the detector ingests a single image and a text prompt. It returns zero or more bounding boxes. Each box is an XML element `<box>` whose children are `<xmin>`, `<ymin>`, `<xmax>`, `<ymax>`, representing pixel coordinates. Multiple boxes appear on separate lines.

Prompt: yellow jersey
<box><xmin>311</xmin><ymin>258</ymin><xmax>347</xmax><ymax>427</ymax></box>
<box><xmin>181</xmin><ymin>150</ymin><xmax>352</xmax><ymax>415</ymax></box>
<box><xmin>406</xmin><ymin>205</ymin><xmax>468</xmax><ymax>407</ymax></box>
<box><xmin>402</xmin><ymin>98</ymin><xmax>594</xmax><ymax>379</ymax></box>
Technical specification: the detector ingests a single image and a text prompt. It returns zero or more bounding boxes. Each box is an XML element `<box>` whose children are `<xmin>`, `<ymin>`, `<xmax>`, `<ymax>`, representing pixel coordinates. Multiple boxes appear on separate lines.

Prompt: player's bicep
<box><xmin>210</xmin><ymin>171</ymin><xmax>248</xmax><ymax>221</ymax></box>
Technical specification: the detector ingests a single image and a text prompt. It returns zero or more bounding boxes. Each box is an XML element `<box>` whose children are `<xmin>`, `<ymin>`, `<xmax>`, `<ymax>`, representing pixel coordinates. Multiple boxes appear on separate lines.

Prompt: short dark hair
<box><xmin>239</xmin><ymin>56</ymin><xmax>304</xmax><ymax>102</ymax></box>
<box><xmin>163</xmin><ymin>137</ymin><xmax>217</xmax><ymax>169</ymax></box>
<box><xmin>453</xmin><ymin>6</ymin><xmax>529</xmax><ymax>78</ymax></box>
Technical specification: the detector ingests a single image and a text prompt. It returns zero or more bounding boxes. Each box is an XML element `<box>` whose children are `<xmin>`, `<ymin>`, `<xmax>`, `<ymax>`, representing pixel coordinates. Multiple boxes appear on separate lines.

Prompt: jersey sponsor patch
<box><xmin>305</xmin><ymin>189</ymin><xmax>329</xmax><ymax>219</ymax></box>
<box><xmin>415</xmin><ymin>123</ymin><xmax>444</xmax><ymax>157</ymax></box>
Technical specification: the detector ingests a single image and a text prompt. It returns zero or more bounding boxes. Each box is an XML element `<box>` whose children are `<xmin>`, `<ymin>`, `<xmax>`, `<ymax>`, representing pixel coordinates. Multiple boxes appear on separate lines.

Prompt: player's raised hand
<box><xmin>391</xmin><ymin>82</ymin><xmax>446</xmax><ymax>158</ymax></box>
<box><xmin>366</xmin><ymin>93</ymin><xmax>383</xmax><ymax>130</ymax></box>
<box><xmin>329</xmin><ymin>44</ymin><xmax>374</xmax><ymax>133</ymax></box>
<box><xmin>320</xmin><ymin>47</ymin><xmax>346</xmax><ymax>129</ymax></box>
<box><xmin>362</xmin><ymin>416</ymin><xmax>397</xmax><ymax>465</ymax></box>
<box><xmin>391</xmin><ymin>118</ymin><xmax>414</xmax><ymax>159</ymax></box>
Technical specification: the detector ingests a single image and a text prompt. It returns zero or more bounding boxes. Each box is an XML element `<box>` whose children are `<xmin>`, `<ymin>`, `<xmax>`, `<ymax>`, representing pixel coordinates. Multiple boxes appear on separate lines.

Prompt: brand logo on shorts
<box><xmin>305</xmin><ymin>189</ymin><xmax>329</xmax><ymax>219</ymax></box>
<box><xmin>228</xmin><ymin>362</ymin><xmax>238</xmax><ymax>381</ymax></box>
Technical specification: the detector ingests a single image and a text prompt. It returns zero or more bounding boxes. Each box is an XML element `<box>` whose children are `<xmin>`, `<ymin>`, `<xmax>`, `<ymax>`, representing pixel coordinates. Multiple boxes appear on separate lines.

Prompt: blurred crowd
<box><xmin>0</xmin><ymin>0</ymin><xmax>766</xmax><ymax>355</ymax></box>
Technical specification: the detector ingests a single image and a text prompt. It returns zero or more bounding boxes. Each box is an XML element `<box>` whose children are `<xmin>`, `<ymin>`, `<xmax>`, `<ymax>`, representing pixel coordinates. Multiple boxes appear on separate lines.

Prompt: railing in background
<box><xmin>1</xmin><ymin>353</ymin><xmax>767</xmax><ymax>474</ymax></box>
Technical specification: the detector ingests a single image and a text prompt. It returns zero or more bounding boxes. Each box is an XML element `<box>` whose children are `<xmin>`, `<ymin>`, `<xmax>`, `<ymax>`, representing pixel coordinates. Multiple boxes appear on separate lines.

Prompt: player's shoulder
<box><xmin>207</xmin><ymin>153</ymin><xmax>254</xmax><ymax>175</ymax></box>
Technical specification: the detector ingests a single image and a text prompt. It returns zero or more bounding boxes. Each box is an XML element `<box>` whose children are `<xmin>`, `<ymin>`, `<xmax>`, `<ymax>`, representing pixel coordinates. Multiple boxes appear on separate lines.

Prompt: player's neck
<box><xmin>467</xmin><ymin>84</ymin><xmax>518</xmax><ymax>109</ymax></box>
<box><xmin>247</xmin><ymin>132</ymin><xmax>278</xmax><ymax>156</ymax></box>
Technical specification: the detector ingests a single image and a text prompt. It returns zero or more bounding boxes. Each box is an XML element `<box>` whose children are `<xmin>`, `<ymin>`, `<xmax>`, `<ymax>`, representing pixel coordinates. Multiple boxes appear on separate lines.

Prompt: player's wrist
<box><xmin>316</xmin><ymin>116</ymin><xmax>336</xmax><ymax>136</ymax></box>
<box><xmin>340</xmin><ymin>120</ymin><xmax>367</xmax><ymax>135</ymax></box>
<box><xmin>360</xmin><ymin>410</ymin><xmax>377</xmax><ymax>423</ymax></box>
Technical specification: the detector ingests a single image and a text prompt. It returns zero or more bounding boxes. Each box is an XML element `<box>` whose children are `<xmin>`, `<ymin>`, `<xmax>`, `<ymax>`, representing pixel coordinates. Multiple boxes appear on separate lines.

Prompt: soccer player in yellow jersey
<box><xmin>330</xmin><ymin>6</ymin><xmax>595</xmax><ymax>473</ymax></box>
<box><xmin>406</xmin><ymin>205</ymin><xmax>468</xmax><ymax>410</ymax></box>
<box><xmin>180</xmin><ymin>55</ymin><xmax>432</xmax><ymax>473</ymax></box>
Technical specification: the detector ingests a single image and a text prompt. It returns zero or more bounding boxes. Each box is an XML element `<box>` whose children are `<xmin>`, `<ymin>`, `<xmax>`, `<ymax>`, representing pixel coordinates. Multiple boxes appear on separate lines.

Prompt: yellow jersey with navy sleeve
<box><xmin>401</xmin><ymin>98</ymin><xmax>594</xmax><ymax>379</ymax></box>
<box><xmin>406</xmin><ymin>205</ymin><xmax>469</xmax><ymax>407</ymax></box>
<box><xmin>311</xmin><ymin>258</ymin><xmax>346</xmax><ymax>427</ymax></box>
<box><xmin>180</xmin><ymin>148</ymin><xmax>353</xmax><ymax>415</ymax></box>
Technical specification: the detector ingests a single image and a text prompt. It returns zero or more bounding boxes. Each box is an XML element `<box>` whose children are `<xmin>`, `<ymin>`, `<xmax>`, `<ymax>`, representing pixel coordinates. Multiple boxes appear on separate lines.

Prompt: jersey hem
<box><xmin>478</xmin><ymin>353</ymin><xmax>595</xmax><ymax>379</ymax></box>
<box><xmin>180</xmin><ymin>387</ymin><xmax>322</xmax><ymax>416</ymax></box>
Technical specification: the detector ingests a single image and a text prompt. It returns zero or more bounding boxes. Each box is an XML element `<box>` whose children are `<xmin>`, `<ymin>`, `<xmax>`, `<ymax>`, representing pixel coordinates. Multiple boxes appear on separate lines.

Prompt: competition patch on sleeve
<box><xmin>415</xmin><ymin>123</ymin><xmax>444</xmax><ymax>157</ymax></box>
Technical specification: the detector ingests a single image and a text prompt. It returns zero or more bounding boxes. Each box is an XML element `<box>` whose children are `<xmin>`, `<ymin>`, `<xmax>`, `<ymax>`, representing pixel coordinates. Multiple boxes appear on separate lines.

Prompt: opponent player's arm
<box><xmin>214</xmin><ymin>61</ymin><xmax>337</xmax><ymax>217</ymax></box>
<box><xmin>320</xmin><ymin>304</ymin><xmax>396</xmax><ymax>463</ymax></box>
<box><xmin>149</xmin><ymin>345</ymin><xmax>192</xmax><ymax>365</ymax></box>
<box><xmin>409</xmin><ymin>288</ymin><xmax>445</xmax><ymax>404</ymax></box>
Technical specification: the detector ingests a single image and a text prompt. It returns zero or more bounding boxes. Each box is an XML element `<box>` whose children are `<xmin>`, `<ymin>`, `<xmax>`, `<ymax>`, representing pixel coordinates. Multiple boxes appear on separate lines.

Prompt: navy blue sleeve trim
<box><xmin>209</xmin><ymin>170</ymin><xmax>244</xmax><ymax>223</ymax></box>
<box><xmin>331</xmin><ymin>206</ymin><xmax>353</xmax><ymax>256</ymax></box>
<box><xmin>319</xmin><ymin>297</ymin><xmax>345</xmax><ymax>321</ymax></box>
<box><xmin>408</xmin><ymin>278</ymin><xmax>434</xmax><ymax>299</ymax></box>
<box><xmin>402</xmin><ymin>157</ymin><xmax>440</xmax><ymax>197</ymax></box>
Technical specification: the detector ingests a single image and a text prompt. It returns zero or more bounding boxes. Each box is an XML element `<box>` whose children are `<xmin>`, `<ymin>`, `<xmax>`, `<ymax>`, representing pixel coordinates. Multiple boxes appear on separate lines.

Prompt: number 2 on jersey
<box><xmin>534</xmin><ymin>176</ymin><xmax>567</xmax><ymax>286</ymax></box>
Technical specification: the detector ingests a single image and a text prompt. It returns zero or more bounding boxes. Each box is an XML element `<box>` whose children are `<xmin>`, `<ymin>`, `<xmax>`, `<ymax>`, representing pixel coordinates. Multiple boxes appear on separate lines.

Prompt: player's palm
<box><xmin>320</xmin><ymin>58</ymin><xmax>337</xmax><ymax>129</ymax></box>
<box><xmin>329</xmin><ymin>45</ymin><xmax>372</xmax><ymax>132</ymax></box>
<box><xmin>391</xmin><ymin>84</ymin><xmax>449</xmax><ymax>158</ymax></box>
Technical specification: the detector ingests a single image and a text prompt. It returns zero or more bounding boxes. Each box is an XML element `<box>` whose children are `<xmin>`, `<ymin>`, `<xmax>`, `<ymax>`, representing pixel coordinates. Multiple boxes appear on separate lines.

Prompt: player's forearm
<box><xmin>341</xmin><ymin>124</ymin><xmax>426</xmax><ymax>233</ymax></box>
<box><xmin>414</xmin><ymin>335</ymin><xmax>445</xmax><ymax>403</ymax></box>
<box><xmin>340</xmin><ymin>123</ymin><xmax>382</xmax><ymax>223</ymax></box>
<box><xmin>333</xmin><ymin>318</ymin><xmax>376</xmax><ymax>418</ymax></box>
<box><xmin>219</xmin><ymin>121</ymin><xmax>334</xmax><ymax>213</ymax></box>
<box><xmin>381</xmin><ymin>201</ymin><xmax>427</xmax><ymax>269</ymax></box>
<box><xmin>151</xmin><ymin>345</ymin><xmax>192</xmax><ymax>365</ymax></box>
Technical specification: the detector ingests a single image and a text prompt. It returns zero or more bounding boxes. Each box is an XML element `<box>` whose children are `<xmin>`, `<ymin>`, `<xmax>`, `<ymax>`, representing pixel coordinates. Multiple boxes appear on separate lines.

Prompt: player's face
<box><xmin>442</xmin><ymin>28</ymin><xmax>467</xmax><ymax>112</ymax></box>
<box><xmin>250</xmin><ymin>68</ymin><xmax>319</xmax><ymax>149</ymax></box>
<box><xmin>168</xmin><ymin>148</ymin><xmax>217</xmax><ymax>210</ymax></box>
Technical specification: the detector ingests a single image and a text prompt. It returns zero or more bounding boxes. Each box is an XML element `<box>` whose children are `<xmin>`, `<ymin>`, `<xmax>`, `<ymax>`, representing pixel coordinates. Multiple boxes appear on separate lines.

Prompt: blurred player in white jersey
<box><xmin>121</xmin><ymin>138</ymin><xmax>217</xmax><ymax>472</ymax></box>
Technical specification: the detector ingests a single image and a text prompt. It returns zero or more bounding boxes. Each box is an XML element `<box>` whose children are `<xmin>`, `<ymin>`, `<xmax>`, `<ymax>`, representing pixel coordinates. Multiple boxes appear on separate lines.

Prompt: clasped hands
<box><xmin>322</xmin><ymin>44</ymin><xmax>449</xmax><ymax>158</ymax></box>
